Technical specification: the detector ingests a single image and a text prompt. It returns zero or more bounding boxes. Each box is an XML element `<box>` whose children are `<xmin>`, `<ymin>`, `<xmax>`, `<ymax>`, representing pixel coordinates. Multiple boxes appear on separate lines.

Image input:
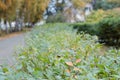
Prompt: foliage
<box><xmin>93</xmin><ymin>0</ymin><xmax>120</xmax><ymax>10</ymax></box>
<box><xmin>0</xmin><ymin>0</ymin><xmax>17</xmax><ymax>20</ymax></box>
<box><xmin>72</xmin><ymin>0</ymin><xmax>86</xmax><ymax>9</ymax></box>
<box><xmin>93</xmin><ymin>0</ymin><xmax>110</xmax><ymax>10</ymax></box>
<box><xmin>19</xmin><ymin>0</ymin><xmax>50</xmax><ymax>23</ymax></box>
<box><xmin>98</xmin><ymin>15</ymin><xmax>120</xmax><ymax>47</ymax></box>
<box><xmin>0</xmin><ymin>24</ymin><xmax>120</xmax><ymax>80</ymax></box>
<box><xmin>72</xmin><ymin>22</ymin><xmax>99</xmax><ymax>35</ymax></box>
<box><xmin>107</xmin><ymin>0</ymin><xmax>120</xmax><ymax>7</ymax></box>
<box><xmin>0</xmin><ymin>0</ymin><xmax>18</xmax><ymax>33</ymax></box>
<box><xmin>46</xmin><ymin>12</ymin><xmax>66</xmax><ymax>23</ymax></box>
<box><xmin>72</xmin><ymin>0</ymin><xmax>92</xmax><ymax>8</ymax></box>
<box><xmin>0</xmin><ymin>0</ymin><xmax>50</xmax><ymax>23</ymax></box>
<box><xmin>72</xmin><ymin>9</ymin><xmax>120</xmax><ymax>47</ymax></box>
<box><xmin>86</xmin><ymin>9</ymin><xmax>105</xmax><ymax>22</ymax></box>
<box><xmin>55</xmin><ymin>0</ymin><xmax>66</xmax><ymax>12</ymax></box>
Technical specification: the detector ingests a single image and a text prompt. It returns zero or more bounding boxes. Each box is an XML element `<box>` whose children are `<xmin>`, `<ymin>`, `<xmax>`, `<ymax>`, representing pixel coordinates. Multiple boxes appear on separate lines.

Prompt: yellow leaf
<box><xmin>76</xmin><ymin>59</ymin><xmax>81</xmax><ymax>63</ymax></box>
<box><xmin>73</xmin><ymin>67</ymin><xmax>80</xmax><ymax>71</ymax></box>
<box><xmin>66</xmin><ymin>69</ymin><xmax>70</xmax><ymax>73</ymax></box>
<box><xmin>74</xmin><ymin>75</ymin><xmax>78</xmax><ymax>79</ymax></box>
<box><xmin>66</xmin><ymin>62</ymin><xmax>73</xmax><ymax>66</ymax></box>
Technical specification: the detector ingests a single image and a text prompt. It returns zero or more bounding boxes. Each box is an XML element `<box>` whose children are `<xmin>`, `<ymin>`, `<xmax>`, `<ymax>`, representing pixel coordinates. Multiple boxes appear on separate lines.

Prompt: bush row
<box><xmin>93</xmin><ymin>0</ymin><xmax>120</xmax><ymax>10</ymax></box>
<box><xmin>72</xmin><ymin>22</ymin><xmax>99</xmax><ymax>36</ymax></box>
<box><xmin>98</xmin><ymin>16</ymin><xmax>120</xmax><ymax>47</ymax></box>
<box><xmin>72</xmin><ymin>12</ymin><xmax>120</xmax><ymax>47</ymax></box>
<box><xmin>46</xmin><ymin>12</ymin><xmax>66</xmax><ymax>23</ymax></box>
<box><xmin>0</xmin><ymin>23</ymin><xmax>120</xmax><ymax>80</ymax></box>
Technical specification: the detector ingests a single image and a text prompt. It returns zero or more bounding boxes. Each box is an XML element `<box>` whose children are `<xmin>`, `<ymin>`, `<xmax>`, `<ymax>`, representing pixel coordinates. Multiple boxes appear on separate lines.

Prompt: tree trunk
<box><xmin>15</xmin><ymin>18</ymin><xmax>19</xmax><ymax>32</ymax></box>
<box><xmin>0</xmin><ymin>19</ymin><xmax>1</xmax><ymax>29</ymax></box>
<box><xmin>4</xmin><ymin>20</ymin><xmax>9</xmax><ymax>34</ymax></box>
<box><xmin>8</xmin><ymin>21</ymin><xmax>12</xmax><ymax>32</ymax></box>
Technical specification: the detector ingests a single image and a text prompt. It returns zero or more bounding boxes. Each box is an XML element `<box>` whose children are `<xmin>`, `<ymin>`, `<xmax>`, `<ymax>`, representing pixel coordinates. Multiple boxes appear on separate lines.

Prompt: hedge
<box><xmin>72</xmin><ymin>22</ymin><xmax>99</xmax><ymax>36</ymax></box>
<box><xmin>98</xmin><ymin>16</ymin><xmax>120</xmax><ymax>47</ymax></box>
<box><xmin>0</xmin><ymin>23</ymin><xmax>120</xmax><ymax>80</ymax></box>
<box><xmin>72</xmin><ymin>15</ymin><xmax>120</xmax><ymax>47</ymax></box>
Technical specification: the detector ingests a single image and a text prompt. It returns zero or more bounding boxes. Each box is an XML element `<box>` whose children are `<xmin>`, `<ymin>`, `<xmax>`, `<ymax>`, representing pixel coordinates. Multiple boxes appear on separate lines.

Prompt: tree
<box><xmin>0</xmin><ymin>0</ymin><xmax>18</xmax><ymax>33</ymax></box>
<box><xmin>71</xmin><ymin>0</ymin><xmax>92</xmax><ymax>9</ymax></box>
<box><xmin>72</xmin><ymin>0</ymin><xmax>86</xmax><ymax>9</ymax></box>
<box><xmin>19</xmin><ymin>0</ymin><xmax>50</xmax><ymax>26</ymax></box>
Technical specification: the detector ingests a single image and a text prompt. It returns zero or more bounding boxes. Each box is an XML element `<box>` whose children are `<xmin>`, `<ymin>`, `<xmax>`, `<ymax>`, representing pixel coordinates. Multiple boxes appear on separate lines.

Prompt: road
<box><xmin>0</xmin><ymin>34</ymin><xmax>25</xmax><ymax>66</ymax></box>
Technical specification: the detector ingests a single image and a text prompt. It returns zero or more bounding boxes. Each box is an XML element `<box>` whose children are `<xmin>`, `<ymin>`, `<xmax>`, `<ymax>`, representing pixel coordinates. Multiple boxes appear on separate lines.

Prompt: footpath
<box><xmin>0</xmin><ymin>33</ymin><xmax>25</xmax><ymax>66</ymax></box>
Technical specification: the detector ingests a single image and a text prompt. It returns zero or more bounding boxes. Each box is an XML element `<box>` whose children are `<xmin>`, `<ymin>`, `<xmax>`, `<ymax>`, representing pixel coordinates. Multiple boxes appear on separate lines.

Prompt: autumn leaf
<box><xmin>66</xmin><ymin>69</ymin><xmax>71</xmax><ymax>73</ymax></box>
<box><xmin>66</xmin><ymin>62</ymin><xmax>74</xmax><ymax>67</ymax></box>
<box><xmin>74</xmin><ymin>75</ymin><xmax>78</xmax><ymax>79</ymax></box>
<box><xmin>76</xmin><ymin>59</ymin><xmax>81</xmax><ymax>64</ymax></box>
<box><xmin>73</xmin><ymin>67</ymin><xmax>80</xmax><ymax>71</ymax></box>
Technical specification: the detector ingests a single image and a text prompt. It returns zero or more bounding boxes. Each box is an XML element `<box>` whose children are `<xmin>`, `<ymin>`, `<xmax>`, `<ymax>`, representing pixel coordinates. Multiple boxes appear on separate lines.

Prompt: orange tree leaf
<box><xmin>66</xmin><ymin>69</ymin><xmax>71</xmax><ymax>73</ymax></box>
<box><xmin>73</xmin><ymin>67</ymin><xmax>80</xmax><ymax>71</ymax></box>
<box><xmin>65</xmin><ymin>62</ymin><xmax>74</xmax><ymax>67</ymax></box>
<box><xmin>76</xmin><ymin>59</ymin><xmax>81</xmax><ymax>64</ymax></box>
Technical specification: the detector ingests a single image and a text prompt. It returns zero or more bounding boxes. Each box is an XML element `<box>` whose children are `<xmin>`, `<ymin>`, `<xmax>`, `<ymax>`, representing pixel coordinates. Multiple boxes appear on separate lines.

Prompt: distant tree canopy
<box><xmin>0</xmin><ymin>0</ymin><xmax>17</xmax><ymax>21</ymax></box>
<box><xmin>0</xmin><ymin>0</ymin><xmax>12</xmax><ymax>10</ymax></box>
<box><xmin>71</xmin><ymin>0</ymin><xmax>92</xmax><ymax>9</ymax></box>
<box><xmin>93</xmin><ymin>0</ymin><xmax>120</xmax><ymax>10</ymax></box>
<box><xmin>108</xmin><ymin>0</ymin><xmax>120</xmax><ymax>4</ymax></box>
<box><xmin>0</xmin><ymin>0</ymin><xmax>120</xmax><ymax>24</ymax></box>
<box><xmin>19</xmin><ymin>0</ymin><xmax>50</xmax><ymax>23</ymax></box>
<box><xmin>72</xmin><ymin>0</ymin><xmax>85</xmax><ymax>9</ymax></box>
<box><xmin>0</xmin><ymin>0</ymin><xmax>50</xmax><ymax>23</ymax></box>
<box><xmin>0</xmin><ymin>0</ymin><xmax>50</xmax><ymax>33</ymax></box>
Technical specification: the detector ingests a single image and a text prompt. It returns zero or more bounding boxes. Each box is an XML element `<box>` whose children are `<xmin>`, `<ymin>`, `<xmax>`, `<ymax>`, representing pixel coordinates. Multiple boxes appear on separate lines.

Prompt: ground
<box><xmin>0</xmin><ymin>32</ymin><xmax>25</xmax><ymax>66</ymax></box>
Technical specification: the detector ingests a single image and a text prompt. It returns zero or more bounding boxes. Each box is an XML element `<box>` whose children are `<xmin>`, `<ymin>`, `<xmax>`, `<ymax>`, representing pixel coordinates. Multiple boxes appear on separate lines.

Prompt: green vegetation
<box><xmin>86</xmin><ymin>10</ymin><xmax>105</xmax><ymax>23</ymax></box>
<box><xmin>72</xmin><ymin>9</ymin><xmax>120</xmax><ymax>47</ymax></box>
<box><xmin>99</xmin><ymin>15</ymin><xmax>120</xmax><ymax>47</ymax></box>
<box><xmin>0</xmin><ymin>24</ymin><xmax>120</xmax><ymax>80</ymax></box>
<box><xmin>94</xmin><ymin>0</ymin><xmax>120</xmax><ymax>10</ymax></box>
<box><xmin>0</xmin><ymin>0</ymin><xmax>120</xmax><ymax>79</ymax></box>
<box><xmin>0</xmin><ymin>0</ymin><xmax>50</xmax><ymax>35</ymax></box>
<box><xmin>46</xmin><ymin>12</ymin><xmax>66</xmax><ymax>23</ymax></box>
<box><xmin>72</xmin><ymin>22</ymin><xmax>99</xmax><ymax>35</ymax></box>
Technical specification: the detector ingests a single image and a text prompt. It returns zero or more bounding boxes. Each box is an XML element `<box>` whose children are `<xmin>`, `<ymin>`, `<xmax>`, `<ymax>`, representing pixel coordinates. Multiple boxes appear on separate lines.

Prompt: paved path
<box><xmin>0</xmin><ymin>34</ymin><xmax>25</xmax><ymax>66</ymax></box>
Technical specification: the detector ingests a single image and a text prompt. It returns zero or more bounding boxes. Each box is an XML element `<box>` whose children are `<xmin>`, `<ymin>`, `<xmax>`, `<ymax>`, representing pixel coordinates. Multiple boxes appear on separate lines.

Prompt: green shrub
<box><xmin>107</xmin><ymin>0</ymin><xmax>120</xmax><ymax>8</ymax></box>
<box><xmin>0</xmin><ymin>23</ymin><xmax>120</xmax><ymax>80</ymax></box>
<box><xmin>94</xmin><ymin>0</ymin><xmax>110</xmax><ymax>10</ymax></box>
<box><xmin>98</xmin><ymin>16</ymin><xmax>120</xmax><ymax>47</ymax></box>
<box><xmin>93</xmin><ymin>0</ymin><xmax>120</xmax><ymax>10</ymax></box>
<box><xmin>72</xmin><ymin>22</ymin><xmax>99</xmax><ymax>36</ymax></box>
<box><xmin>86</xmin><ymin>10</ymin><xmax>105</xmax><ymax>23</ymax></box>
<box><xmin>86</xmin><ymin>9</ymin><xmax>120</xmax><ymax>23</ymax></box>
<box><xmin>73</xmin><ymin>9</ymin><xmax>120</xmax><ymax>47</ymax></box>
<box><xmin>46</xmin><ymin>12</ymin><xmax>66</xmax><ymax>23</ymax></box>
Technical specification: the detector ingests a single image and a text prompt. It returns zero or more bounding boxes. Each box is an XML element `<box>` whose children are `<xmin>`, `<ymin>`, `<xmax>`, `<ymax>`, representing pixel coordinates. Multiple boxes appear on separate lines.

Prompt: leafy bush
<box><xmin>86</xmin><ymin>9</ymin><xmax>120</xmax><ymax>23</ymax></box>
<box><xmin>0</xmin><ymin>23</ymin><xmax>120</xmax><ymax>80</ymax></box>
<box><xmin>93</xmin><ymin>0</ymin><xmax>120</xmax><ymax>10</ymax></box>
<box><xmin>72</xmin><ymin>22</ymin><xmax>99</xmax><ymax>36</ymax></box>
<box><xmin>73</xmin><ymin>9</ymin><xmax>120</xmax><ymax>47</ymax></box>
<box><xmin>46</xmin><ymin>12</ymin><xmax>66</xmax><ymax>23</ymax></box>
<box><xmin>93</xmin><ymin>0</ymin><xmax>110</xmax><ymax>10</ymax></box>
<box><xmin>107</xmin><ymin>0</ymin><xmax>120</xmax><ymax>8</ymax></box>
<box><xmin>105</xmin><ymin>9</ymin><xmax>120</xmax><ymax>18</ymax></box>
<box><xmin>86</xmin><ymin>10</ymin><xmax>105</xmax><ymax>23</ymax></box>
<box><xmin>98</xmin><ymin>16</ymin><xmax>120</xmax><ymax>47</ymax></box>
<box><xmin>72</xmin><ymin>18</ymin><xmax>120</xmax><ymax>47</ymax></box>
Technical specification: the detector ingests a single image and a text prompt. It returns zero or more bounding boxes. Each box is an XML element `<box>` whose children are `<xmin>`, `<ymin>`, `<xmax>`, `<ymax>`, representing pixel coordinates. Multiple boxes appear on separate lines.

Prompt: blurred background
<box><xmin>0</xmin><ymin>0</ymin><xmax>120</xmax><ymax>34</ymax></box>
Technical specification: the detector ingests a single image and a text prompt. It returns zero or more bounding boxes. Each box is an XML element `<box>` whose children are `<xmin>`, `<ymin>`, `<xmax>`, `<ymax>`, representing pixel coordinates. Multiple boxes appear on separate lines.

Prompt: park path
<box><xmin>0</xmin><ymin>33</ymin><xmax>25</xmax><ymax>66</ymax></box>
